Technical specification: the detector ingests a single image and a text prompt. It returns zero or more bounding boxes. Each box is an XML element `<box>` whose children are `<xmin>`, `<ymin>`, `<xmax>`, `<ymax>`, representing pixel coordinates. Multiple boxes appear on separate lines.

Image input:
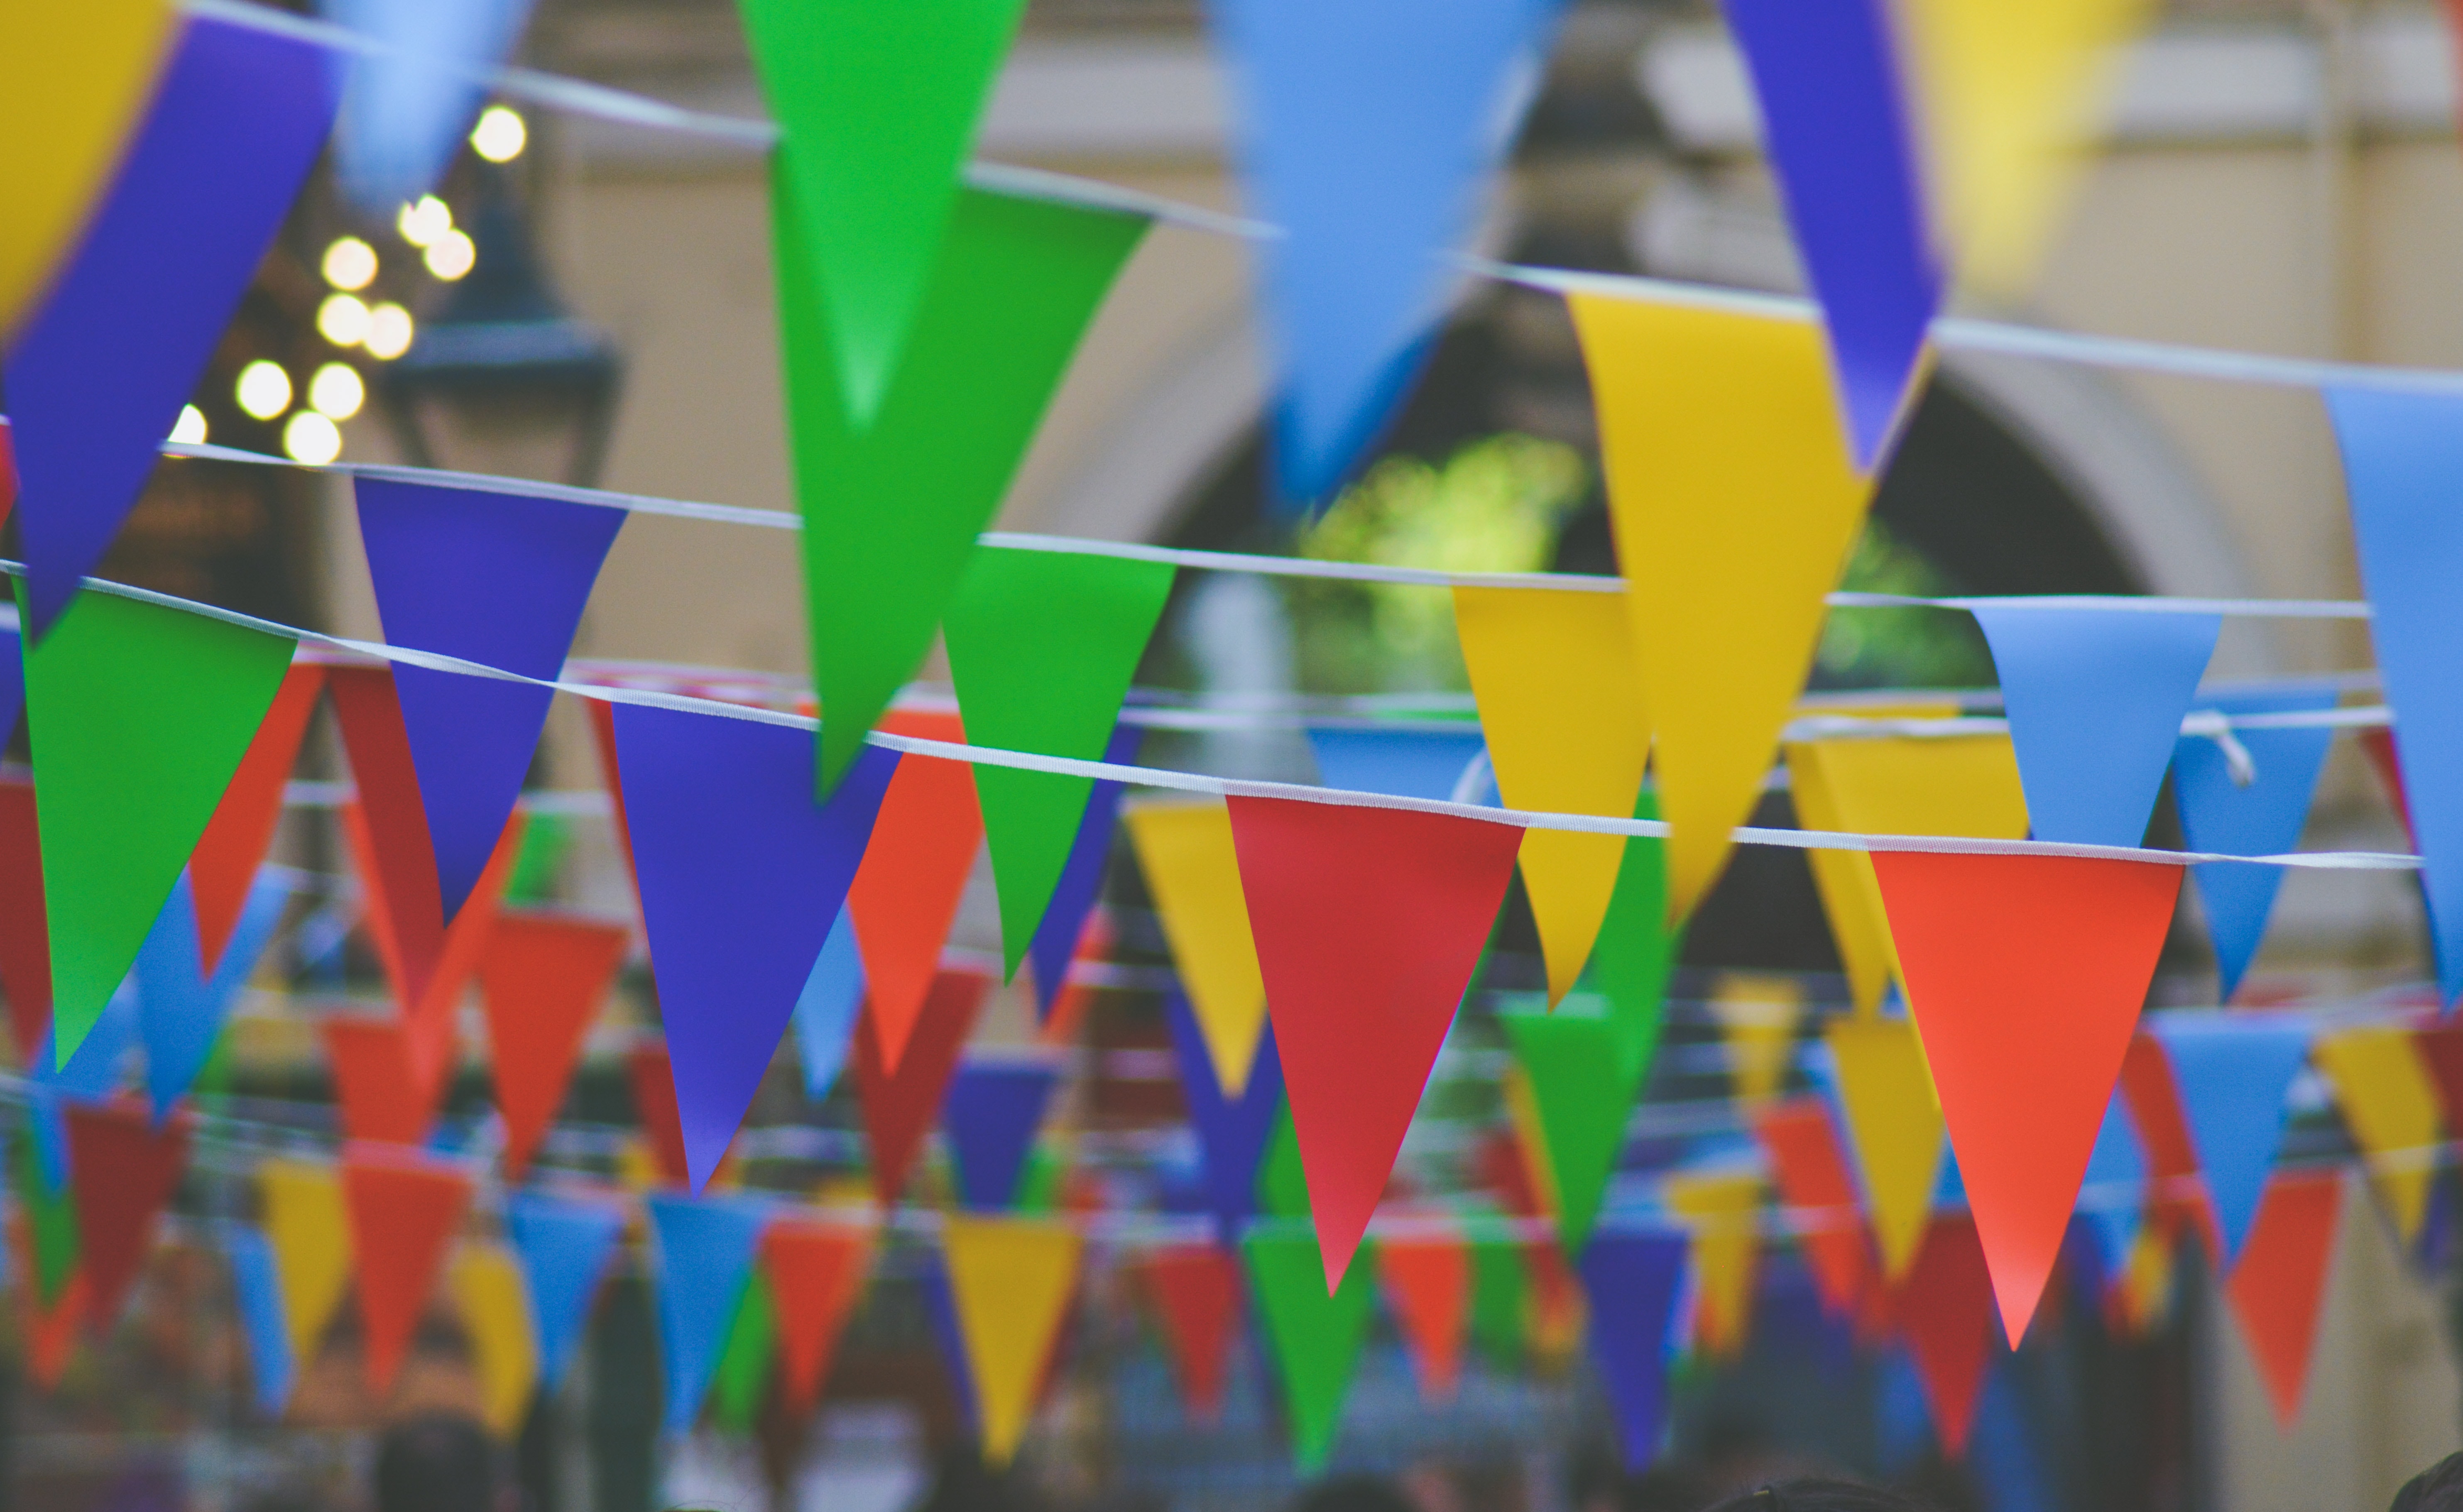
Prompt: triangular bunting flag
<box><xmin>2224</xmin><ymin>1169</ymin><xmax>2343</xmax><ymax>1430</ymax></box>
<box><xmin>852</xmin><ymin>971</ymin><xmax>989</xmax><ymax>1206</ymax></box>
<box><xmin>1568</xmin><ymin>296</ymin><xmax>1877</xmax><ymax>915</ymax></box>
<box><xmin>1212</xmin><ymin>0</ymin><xmax>1565</xmax><ymax>505</ymax></box>
<box><xmin>63</xmin><ymin>1099</ymin><xmax>187</xmax><ymax>1329</ymax></box>
<box><xmin>610</xmin><ymin>701</ymin><xmax>898</xmax><ymax>1189</ymax></box>
<box><xmin>188</xmin><ymin>663</ymin><xmax>320</xmax><ymax>973</ymax></box>
<box><xmin>1245</xmin><ymin>1228</ymin><xmax>1377</xmax><ymax>1471</ymax></box>
<box><xmin>793</xmin><ymin>908</ymin><xmax>866</xmax><ymax>1100</ymax></box>
<box><xmin>944</xmin><ymin>1058</ymin><xmax>1060</xmax><ymax>1211</ymax></box>
<box><xmin>1711</xmin><ymin>973</ymin><xmax>1802</xmax><ymax>1108</ymax></box>
<box><xmin>943</xmin><ymin>1215</ymin><xmax>1082</xmax><ymax>1466</ymax></box>
<box><xmin>1144</xmin><ymin>1245</ymin><xmax>1242</xmax><ymax>1423</ymax></box>
<box><xmin>340</xmin><ymin>1145</ymin><xmax>475</xmax><ymax>1399</ymax></box>
<box><xmin>260</xmin><ymin>1158</ymin><xmax>353</xmax><ymax>1370</ymax></box>
<box><xmin>1228</xmin><ymin>796</ymin><xmax>1522</xmax><ymax>1288</ymax></box>
<box><xmin>1026</xmin><ymin>724</ymin><xmax>1140</xmax><ymax>1020</ymax></box>
<box><xmin>1875</xmin><ymin>850</ymin><xmax>2179</xmax><ymax>1340</ymax></box>
<box><xmin>323</xmin><ymin>1017</ymin><xmax>449</xmax><ymax>1147</ymax></box>
<box><xmin>223</xmin><ymin>1224</ymin><xmax>295</xmax><ymax>1416</ymax></box>
<box><xmin>1577</xmin><ymin>1229</ymin><xmax>1689</xmax><ymax>1468</ymax></box>
<box><xmin>2118</xmin><ymin>1032</ymin><xmax>2219</xmax><ymax>1259</ymax></box>
<box><xmin>945</xmin><ymin>546</ymin><xmax>1174</xmax><ymax>975</ymax></box>
<box><xmin>356</xmin><ymin>478</ymin><xmax>625</xmax><ymax>917</ymax></box>
<box><xmin>2415</xmin><ymin>1023</ymin><xmax>2463</xmax><ymax>1152</ymax></box>
<box><xmin>1501</xmin><ymin>1005</ymin><xmax>1634</xmax><ymax>1256</ymax></box>
<box><xmin>2078</xmin><ymin>1096</ymin><xmax>2149</xmax><ymax>1283</ymax></box>
<box><xmin>5</xmin><ymin>15</ymin><xmax>337</xmax><ymax>634</ymax></box>
<box><xmin>1306</xmin><ymin>725</ymin><xmax>1487</xmax><ymax>803</ymax></box>
<box><xmin>1823</xmin><ymin>1016</ymin><xmax>1946</xmax><ymax>1279</ymax></box>
<box><xmin>763</xmin><ymin>1214</ymin><xmax>874</xmax><ymax>1420</ymax></box>
<box><xmin>2173</xmin><ymin>687</ymin><xmax>2339</xmax><ymax>999</ymax></box>
<box><xmin>326</xmin><ymin>0</ymin><xmax>539</xmax><ymax>212</ymax></box>
<box><xmin>645</xmin><ymin>1191</ymin><xmax>771</xmax><ymax>1435</ymax></box>
<box><xmin>504</xmin><ymin>1191</ymin><xmax>627</xmax><ymax>1393</ymax></box>
<box><xmin>1752</xmin><ymin>1098</ymin><xmax>1874</xmax><ymax>1319</ymax></box>
<box><xmin>330</xmin><ymin>667</ymin><xmax>451</xmax><ymax>1008</ymax></box>
<box><xmin>2152</xmin><ymin>1016</ymin><xmax>2313</xmax><ymax>1265</ymax></box>
<box><xmin>1589</xmin><ymin>795</ymin><xmax>1682</xmax><ymax>1087</ymax></box>
<box><xmin>17</xmin><ymin>1253</ymin><xmax>86</xmax><ymax>1390</ymax></box>
<box><xmin>135</xmin><ymin>871</ymin><xmax>287</xmax><ymax>1119</ymax></box>
<box><xmin>1128</xmin><ymin>802</ymin><xmax>1268</xmax><ymax>1097</ymax></box>
<box><xmin>22</xmin><ymin>585</ymin><xmax>294</xmax><ymax>1061</ymax></box>
<box><xmin>1969</xmin><ymin>605</ymin><xmax>2219</xmax><ymax>847</ymax></box>
<box><xmin>846</xmin><ymin>711</ymin><xmax>980</xmax><ymax>1073</ymax></box>
<box><xmin>0</xmin><ymin>776</ymin><xmax>53</xmax><ymax>1059</ymax></box>
<box><xmin>1164</xmin><ymin>990</ymin><xmax>1283</xmax><ymax>1246</ymax></box>
<box><xmin>477</xmin><ymin>912</ymin><xmax>629</xmax><ymax>1179</ymax></box>
<box><xmin>777</xmin><ymin>179</ymin><xmax>1146</xmax><ymax>794</ymax></box>
<box><xmin>1894</xmin><ymin>1212</ymin><xmax>1998</xmax><ymax>1457</ymax></box>
<box><xmin>1726</xmin><ymin>0</ymin><xmax>1941</xmax><ymax>468</ymax></box>
<box><xmin>711</xmin><ymin>1271</ymin><xmax>779</xmax><ymax>1435</ymax></box>
<box><xmin>452</xmin><ymin>1241</ymin><xmax>541</xmax><ymax>1438</ymax></box>
<box><xmin>2312</xmin><ymin>1026</ymin><xmax>2442</xmax><ymax>1245</ymax></box>
<box><xmin>1378</xmin><ymin>1226</ymin><xmax>1470</xmax><ymax>1403</ymax></box>
<box><xmin>1468</xmin><ymin>1235</ymin><xmax>1528</xmax><ymax>1370</ymax></box>
<box><xmin>1665</xmin><ymin>1169</ymin><xmax>1764</xmax><ymax>1360</ymax></box>
<box><xmin>1454</xmin><ymin>586</ymin><xmax>1651</xmax><ymax>1001</ymax></box>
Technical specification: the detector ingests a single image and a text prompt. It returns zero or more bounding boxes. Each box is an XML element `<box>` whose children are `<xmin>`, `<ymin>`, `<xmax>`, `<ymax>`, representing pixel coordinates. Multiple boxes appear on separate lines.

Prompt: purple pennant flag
<box><xmin>0</xmin><ymin>625</ymin><xmax>24</xmax><ymax>748</ymax></box>
<box><xmin>1578</xmin><ymin>1228</ymin><xmax>1691</xmax><ymax>1469</ymax></box>
<box><xmin>943</xmin><ymin>1057</ymin><xmax>1060</xmax><ymax>1211</ymax></box>
<box><xmin>1724</xmin><ymin>0</ymin><xmax>1941</xmax><ymax>471</ymax></box>
<box><xmin>1163</xmin><ymin>989</ymin><xmax>1283</xmax><ymax>1247</ymax></box>
<box><xmin>611</xmin><ymin>703</ymin><xmax>898</xmax><ymax>1189</ymax></box>
<box><xmin>357</xmin><ymin>478</ymin><xmax>626</xmax><ymax>919</ymax></box>
<box><xmin>5</xmin><ymin>17</ymin><xmax>339</xmax><ymax>637</ymax></box>
<box><xmin>1026</xmin><ymin>723</ymin><xmax>1140</xmax><ymax>1020</ymax></box>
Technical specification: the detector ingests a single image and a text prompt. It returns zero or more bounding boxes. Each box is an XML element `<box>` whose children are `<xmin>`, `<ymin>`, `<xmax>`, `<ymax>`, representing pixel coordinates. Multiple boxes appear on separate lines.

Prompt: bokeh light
<box><xmin>471</xmin><ymin>105</ymin><xmax>527</xmax><ymax>163</ymax></box>
<box><xmin>365</xmin><ymin>303</ymin><xmax>414</xmax><ymax>360</ymax></box>
<box><xmin>321</xmin><ymin>236</ymin><xmax>377</xmax><ymax>291</ymax></box>
<box><xmin>169</xmin><ymin>405</ymin><xmax>208</xmax><ymax>445</ymax></box>
<box><xmin>282</xmin><ymin>410</ymin><xmax>343</xmax><ymax>465</ymax></box>
<box><xmin>308</xmin><ymin>363</ymin><xmax>365</xmax><ymax>421</ymax></box>
<box><xmin>423</xmin><ymin>228</ymin><xmax>476</xmax><ymax>281</ymax></box>
<box><xmin>234</xmin><ymin>360</ymin><xmax>292</xmax><ymax>421</ymax></box>
<box><xmin>397</xmin><ymin>196</ymin><xmax>452</xmax><ymax>248</ymax></box>
<box><xmin>317</xmin><ymin>293</ymin><xmax>371</xmax><ymax>347</ymax></box>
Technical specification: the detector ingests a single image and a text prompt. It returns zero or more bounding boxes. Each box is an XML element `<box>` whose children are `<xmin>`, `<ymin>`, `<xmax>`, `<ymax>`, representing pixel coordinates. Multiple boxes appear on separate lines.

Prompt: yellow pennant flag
<box><xmin>1824</xmin><ymin>1017</ymin><xmax>1945</xmax><ymax>1278</ymax></box>
<box><xmin>1664</xmin><ymin>1169</ymin><xmax>1763</xmax><ymax>1360</ymax></box>
<box><xmin>2313</xmin><ymin>1027</ymin><xmax>2442</xmax><ymax>1245</ymax></box>
<box><xmin>0</xmin><ymin>0</ymin><xmax>179</xmax><ymax>339</ymax></box>
<box><xmin>452</xmin><ymin>1244</ymin><xmax>540</xmax><ymax>1437</ymax></box>
<box><xmin>943</xmin><ymin>1216</ymin><xmax>1083</xmax><ymax>1466</ymax></box>
<box><xmin>1570</xmin><ymin>296</ymin><xmax>1877</xmax><ymax>920</ymax></box>
<box><xmin>1792</xmin><ymin>729</ymin><xmax>2027</xmax><ymax>1018</ymax></box>
<box><xmin>260</xmin><ymin>1159</ymin><xmax>353</xmax><ymax>1368</ymax></box>
<box><xmin>1893</xmin><ymin>0</ymin><xmax>2157</xmax><ymax>295</ymax></box>
<box><xmin>1454</xmin><ymin>586</ymin><xmax>1652</xmax><ymax>1002</ymax></box>
<box><xmin>1126</xmin><ymin>802</ymin><xmax>1267</xmax><ymax>1094</ymax></box>
<box><xmin>2118</xmin><ymin>1223</ymin><xmax>2174</xmax><ymax>1336</ymax></box>
<box><xmin>1711</xmin><ymin>972</ymin><xmax>1802</xmax><ymax>1108</ymax></box>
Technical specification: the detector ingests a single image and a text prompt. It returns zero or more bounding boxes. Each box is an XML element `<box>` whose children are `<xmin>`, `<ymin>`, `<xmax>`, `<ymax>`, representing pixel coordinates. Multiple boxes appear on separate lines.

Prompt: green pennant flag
<box><xmin>1245</xmin><ymin>1229</ymin><xmax>1376</xmax><ymax>1470</ymax></box>
<box><xmin>1467</xmin><ymin>1233</ymin><xmax>1526</xmax><ymax>1370</ymax></box>
<box><xmin>742</xmin><ymin>0</ymin><xmax>1030</xmax><ymax>421</ymax></box>
<box><xmin>1258</xmin><ymin>1104</ymin><xmax>1311</xmax><ymax>1220</ymax></box>
<box><xmin>1588</xmin><ymin>790</ymin><xmax>1681</xmax><ymax>1089</ymax></box>
<box><xmin>945</xmin><ymin>546</ymin><xmax>1175</xmax><ymax>975</ymax></box>
<box><xmin>13</xmin><ymin>1139</ymin><xmax>78</xmax><ymax>1306</ymax></box>
<box><xmin>20</xmin><ymin>585</ymin><xmax>294</xmax><ymax>1061</ymax></box>
<box><xmin>711</xmin><ymin>1269</ymin><xmax>779</xmax><ymax>1434</ymax></box>
<box><xmin>1501</xmin><ymin>1003</ymin><xmax>1636</xmax><ymax>1257</ymax></box>
<box><xmin>776</xmin><ymin>166</ymin><xmax>1149</xmax><ymax>797</ymax></box>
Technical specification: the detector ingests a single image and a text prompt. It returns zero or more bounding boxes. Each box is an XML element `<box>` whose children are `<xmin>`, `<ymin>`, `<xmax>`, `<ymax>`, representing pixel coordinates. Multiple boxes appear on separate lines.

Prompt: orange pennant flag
<box><xmin>477</xmin><ymin>913</ymin><xmax>630</xmax><ymax>1179</ymax></box>
<box><xmin>323</xmin><ymin>1017</ymin><xmax>451</xmax><ymax>1147</ymax></box>
<box><xmin>847</xmin><ymin>711</ymin><xmax>983</xmax><ymax>1074</ymax></box>
<box><xmin>189</xmin><ymin>663</ymin><xmax>323</xmax><ymax>973</ymax></box>
<box><xmin>1377</xmin><ymin>1226</ymin><xmax>1470</xmax><ymax>1403</ymax></box>
<box><xmin>2224</xmin><ymin>1169</ymin><xmax>2343</xmax><ymax>1431</ymax></box>
<box><xmin>339</xmin><ymin>1145</ymin><xmax>475</xmax><ymax>1399</ymax></box>
<box><xmin>1752</xmin><ymin>1098</ymin><xmax>1874</xmax><ymax>1319</ymax></box>
<box><xmin>1875</xmin><ymin>851</ymin><xmax>2181</xmax><ymax>1343</ymax></box>
<box><xmin>764</xmin><ymin>1213</ymin><xmax>874</xmax><ymax>1419</ymax></box>
<box><xmin>1894</xmin><ymin>1212</ymin><xmax>1998</xmax><ymax>1459</ymax></box>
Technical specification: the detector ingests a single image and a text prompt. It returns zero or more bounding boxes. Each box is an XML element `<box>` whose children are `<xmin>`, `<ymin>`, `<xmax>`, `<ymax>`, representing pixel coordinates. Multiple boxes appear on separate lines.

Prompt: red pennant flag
<box><xmin>1894</xmin><ymin>1213</ymin><xmax>1998</xmax><ymax>1459</ymax></box>
<box><xmin>189</xmin><ymin>663</ymin><xmax>323</xmax><ymax>973</ymax></box>
<box><xmin>1753</xmin><ymin>1098</ymin><xmax>1874</xmax><ymax>1319</ymax></box>
<box><xmin>1225</xmin><ymin>797</ymin><xmax>1521</xmax><ymax>1289</ymax></box>
<box><xmin>477</xmin><ymin>913</ymin><xmax>629</xmax><ymax>1179</ymax></box>
<box><xmin>331</xmin><ymin>667</ymin><xmax>450</xmax><ymax>1006</ymax></box>
<box><xmin>2118</xmin><ymin>1032</ymin><xmax>2220</xmax><ymax>1259</ymax></box>
<box><xmin>1378</xmin><ymin>1228</ymin><xmax>1470</xmax><ymax>1403</ymax></box>
<box><xmin>852</xmin><ymin>970</ymin><xmax>988</xmax><ymax>1205</ymax></box>
<box><xmin>1144</xmin><ymin>1245</ymin><xmax>1241</xmax><ymax>1422</ymax></box>
<box><xmin>324</xmin><ymin>1018</ymin><xmax>450</xmax><ymax>1146</ymax></box>
<box><xmin>2413</xmin><ymin>1023</ymin><xmax>2463</xmax><ymax>1146</ymax></box>
<box><xmin>625</xmin><ymin>1042</ymin><xmax>695</xmax><ymax>1187</ymax></box>
<box><xmin>847</xmin><ymin>712</ymin><xmax>982</xmax><ymax>1074</ymax></box>
<box><xmin>2225</xmin><ymin>1169</ymin><xmax>2343</xmax><ymax>1429</ymax></box>
<box><xmin>584</xmin><ymin>696</ymin><xmax>640</xmax><ymax>899</ymax></box>
<box><xmin>64</xmin><ymin>1099</ymin><xmax>191</xmax><ymax>1330</ymax></box>
<box><xmin>0</xmin><ymin>776</ymin><xmax>52</xmax><ymax>1060</ymax></box>
<box><xmin>763</xmin><ymin>1215</ymin><xmax>874</xmax><ymax>1419</ymax></box>
<box><xmin>340</xmin><ymin>1145</ymin><xmax>475</xmax><ymax>1398</ymax></box>
<box><xmin>16</xmin><ymin>1246</ymin><xmax>85</xmax><ymax>1390</ymax></box>
<box><xmin>1873</xmin><ymin>851</ymin><xmax>2181</xmax><ymax>1343</ymax></box>
<box><xmin>2358</xmin><ymin>727</ymin><xmax>2416</xmax><ymax>850</ymax></box>
<box><xmin>399</xmin><ymin>814</ymin><xmax>524</xmax><ymax>1092</ymax></box>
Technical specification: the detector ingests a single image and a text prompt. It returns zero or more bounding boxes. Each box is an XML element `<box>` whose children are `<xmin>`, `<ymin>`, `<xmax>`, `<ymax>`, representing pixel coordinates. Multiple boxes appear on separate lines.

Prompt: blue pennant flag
<box><xmin>222</xmin><ymin>1223</ymin><xmax>296</xmax><ymax>1417</ymax></box>
<box><xmin>1163</xmin><ymin>989</ymin><xmax>1283</xmax><ymax>1245</ymax></box>
<box><xmin>611</xmin><ymin>704</ymin><xmax>898</xmax><ymax>1188</ymax></box>
<box><xmin>2078</xmin><ymin>1096</ymin><xmax>2147</xmax><ymax>1280</ymax></box>
<box><xmin>2173</xmin><ymin>684</ymin><xmax>2340</xmax><ymax>1000</ymax></box>
<box><xmin>1026</xmin><ymin>722</ymin><xmax>1139</xmax><ymax>1020</ymax></box>
<box><xmin>944</xmin><ymin>1058</ymin><xmax>1061</xmax><ymax>1210</ymax></box>
<box><xmin>1969</xmin><ymin>605</ymin><xmax>2221</xmax><ymax>847</ymax></box>
<box><xmin>0</xmin><ymin>624</ymin><xmax>23</xmax><ymax>747</ymax></box>
<box><xmin>793</xmin><ymin>908</ymin><xmax>866</xmax><ymax>1101</ymax></box>
<box><xmin>1213</xmin><ymin>0</ymin><xmax>1566</xmax><ymax>508</ymax></box>
<box><xmin>1305</xmin><ymin>725</ymin><xmax>1487</xmax><ymax>802</ymax></box>
<box><xmin>2153</xmin><ymin>1015</ymin><xmax>2313</xmax><ymax>1265</ymax></box>
<box><xmin>135</xmin><ymin>871</ymin><xmax>289</xmax><ymax>1120</ymax></box>
<box><xmin>1578</xmin><ymin>1228</ymin><xmax>1691</xmax><ymax>1468</ymax></box>
<box><xmin>324</xmin><ymin>0</ymin><xmax>540</xmax><ymax>212</ymax></box>
<box><xmin>6</xmin><ymin>17</ymin><xmax>339</xmax><ymax>636</ymax></box>
<box><xmin>2323</xmin><ymin>387</ymin><xmax>2463</xmax><ymax>1004</ymax></box>
<box><xmin>646</xmin><ymin>1192</ymin><xmax>771</xmax><ymax>1435</ymax></box>
<box><xmin>1724</xmin><ymin>0</ymin><xmax>1940</xmax><ymax>470</ymax></box>
<box><xmin>357</xmin><ymin>478</ymin><xmax>626</xmax><ymax>918</ymax></box>
<box><xmin>506</xmin><ymin>1191</ymin><xmax>629</xmax><ymax>1392</ymax></box>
